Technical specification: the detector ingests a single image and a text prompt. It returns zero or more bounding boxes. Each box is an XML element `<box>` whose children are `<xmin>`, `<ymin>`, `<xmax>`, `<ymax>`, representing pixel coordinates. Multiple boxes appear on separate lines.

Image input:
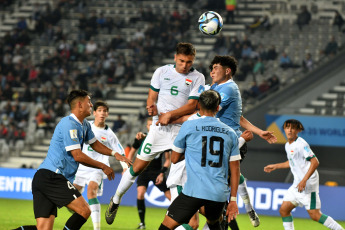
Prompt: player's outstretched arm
<box><xmin>264</xmin><ymin>160</ymin><xmax>290</xmax><ymax>173</ymax></box>
<box><xmin>146</xmin><ymin>89</ymin><xmax>159</xmax><ymax>116</ymax></box>
<box><xmin>90</xmin><ymin>140</ymin><xmax>132</xmax><ymax>167</ymax></box>
<box><xmin>240</xmin><ymin>116</ymin><xmax>277</xmax><ymax>144</ymax></box>
<box><xmin>157</xmin><ymin>99</ymin><xmax>198</xmax><ymax>126</ymax></box>
<box><xmin>70</xmin><ymin>149</ymin><xmax>115</xmax><ymax>180</ymax></box>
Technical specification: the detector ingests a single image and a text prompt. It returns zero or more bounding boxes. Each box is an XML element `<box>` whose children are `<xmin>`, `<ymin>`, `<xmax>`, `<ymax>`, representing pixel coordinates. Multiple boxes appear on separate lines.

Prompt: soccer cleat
<box><xmin>105</xmin><ymin>196</ymin><xmax>119</xmax><ymax>225</ymax></box>
<box><xmin>137</xmin><ymin>223</ymin><xmax>146</xmax><ymax>229</ymax></box>
<box><xmin>247</xmin><ymin>209</ymin><xmax>260</xmax><ymax>227</ymax></box>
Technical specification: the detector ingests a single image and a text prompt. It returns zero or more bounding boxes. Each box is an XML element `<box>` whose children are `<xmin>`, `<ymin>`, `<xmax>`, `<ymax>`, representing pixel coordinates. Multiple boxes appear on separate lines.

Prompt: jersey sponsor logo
<box><xmin>144</xmin><ymin>181</ymin><xmax>170</xmax><ymax>207</ymax></box>
<box><xmin>219</xmin><ymin>92</ymin><xmax>229</xmax><ymax>102</ymax></box>
<box><xmin>185</xmin><ymin>78</ymin><xmax>192</xmax><ymax>86</ymax></box>
<box><xmin>199</xmin><ymin>85</ymin><xmax>206</xmax><ymax>93</ymax></box>
<box><xmin>70</xmin><ymin>129</ymin><xmax>78</xmax><ymax>141</ymax></box>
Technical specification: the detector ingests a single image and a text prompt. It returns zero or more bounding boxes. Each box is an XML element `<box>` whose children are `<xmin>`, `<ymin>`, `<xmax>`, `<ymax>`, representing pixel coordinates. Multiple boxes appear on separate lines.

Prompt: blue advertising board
<box><xmin>265</xmin><ymin>114</ymin><xmax>345</xmax><ymax>147</ymax></box>
<box><xmin>1</xmin><ymin>168</ymin><xmax>345</xmax><ymax>220</ymax></box>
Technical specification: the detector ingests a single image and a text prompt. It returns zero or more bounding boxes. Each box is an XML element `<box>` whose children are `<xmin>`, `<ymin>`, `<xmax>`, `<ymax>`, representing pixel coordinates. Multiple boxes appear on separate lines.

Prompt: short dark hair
<box><xmin>93</xmin><ymin>100</ymin><xmax>109</xmax><ymax>111</ymax></box>
<box><xmin>199</xmin><ymin>90</ymin><xmax>221</xmax><ymax>112</ymax></box>
<box><xmin>67</xmin><ymin>89</ymin><xmax>90</xmax><ymax>108</ymax></box>
<box><xmin>209</xmin><ymin>55</ymin><xmax>238</xmax><ymax>76</ymax></box>
<box><xmin>283</xmin><ymin>119</ymin><xmax>304</xmax><ymax>131</ymax></box>
<box><xmin>176</xmin><ymin>42</ymin><xmax>196</xmax><ymax>56</ymax></box>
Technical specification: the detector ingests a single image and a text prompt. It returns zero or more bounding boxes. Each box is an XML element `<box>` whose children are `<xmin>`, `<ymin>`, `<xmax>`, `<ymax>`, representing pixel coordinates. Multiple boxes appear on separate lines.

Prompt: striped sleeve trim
<box><xmin>150</xmin><ymin>85</ymin><xmax>160</xmax><ymax>92</ymax></box>
<box><xmin>188</xmin><ymin>96</ymin><xmax>199</xmax><ymax>100</ymax></box>
<box><xmin>230</xmin><ymin>154</ymin><xmax>242</xmax><ymax>162</ymax></box>
<box><xmin>306</xmin><ymin>155</ymin><xmax>316</xmax><ymax>161</ymax></box>
<box><xmin>87</xmin><ymin>137</ymin><xmax>97</xmax><ymax>145</ymax></box>
<box><xmin>65</xmin><ymin>144</ymin><xmax>81</xmax><ymax>151</ymax></box>
<box><xmin>172</xmin><ymin>145</ymin><xmax>184</xmax><ymax>153</ymax></box>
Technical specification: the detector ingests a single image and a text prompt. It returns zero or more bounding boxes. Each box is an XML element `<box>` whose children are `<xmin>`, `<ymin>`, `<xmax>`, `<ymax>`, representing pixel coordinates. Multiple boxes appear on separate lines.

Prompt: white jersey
<box><xmin>77</xmin><ymin>121</ymin><xmax>126</xmax><ymax>178</ymax></box>
<box><xmin>166</xmin><ymin>113</ymin><xmax>202</xmax><ymax>188</ymax></box>
<box><xmin>285</xmin><ymin>137</ymin><xmax>319</xmax><ymax>193</ymax></box>
<box><xmin>150</xmin><ymin>64</ymin><xmax>205</xmax><ymax>124</ymax></box>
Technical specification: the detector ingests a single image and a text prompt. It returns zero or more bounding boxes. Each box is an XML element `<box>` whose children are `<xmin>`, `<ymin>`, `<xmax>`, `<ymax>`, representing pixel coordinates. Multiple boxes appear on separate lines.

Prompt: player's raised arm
<box><xmin>240</xmin><ymin>115</ymin><xmax>277</xmax><ymax>144</ymax></box>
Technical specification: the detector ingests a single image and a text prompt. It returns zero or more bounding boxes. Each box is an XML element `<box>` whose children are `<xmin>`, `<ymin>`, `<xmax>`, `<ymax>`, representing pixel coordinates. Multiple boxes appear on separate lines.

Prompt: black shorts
<box><xmin>239</xmin><ymin>143</ymin><xmax>247</xmax><ymax>163</ymax></box>
<box><xmin>137</xmin><ymin>170</ymin><xmax>169</xmax><ymax>192</ymax></box>
<box><xmin>166</xmin><ymin>192</ymin><xmax>225</xmax><ymax>224</ymax></box>
<box><xmin>32</xmin><ymin>169</ymin><xmax>81</xmax><ymax>218</ymax></box>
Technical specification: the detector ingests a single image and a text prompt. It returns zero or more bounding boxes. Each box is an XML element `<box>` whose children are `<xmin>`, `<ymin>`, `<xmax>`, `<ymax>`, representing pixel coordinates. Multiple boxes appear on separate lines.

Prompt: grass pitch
<box><xmin>1</xmin><ymin>198</ymin><xmax>344</xmax><ymax>230</ymax></box>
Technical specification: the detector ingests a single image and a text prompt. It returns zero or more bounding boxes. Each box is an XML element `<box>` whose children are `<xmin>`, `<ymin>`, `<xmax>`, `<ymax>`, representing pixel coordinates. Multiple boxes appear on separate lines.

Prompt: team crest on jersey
<box><xmin>70</xmin><ymin>129</ymin><xmax>78</xmax><ymax>141</ymax></box>
<box><xmin>101</xmin><ymin>136</ymin><xmax>107</xmax><ymax>143</ymax></box>
<box><xmin>185</xmin><ymin>78</ymin><xmax>192</xmax><ymax>86</ymax></box>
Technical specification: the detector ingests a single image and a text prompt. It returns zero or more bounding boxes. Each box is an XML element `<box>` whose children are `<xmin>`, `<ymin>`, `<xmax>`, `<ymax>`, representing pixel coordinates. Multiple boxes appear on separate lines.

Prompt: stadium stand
<box><xmin>0</xmin><ymin>0</ymin><xmax>344</xmax><ymax>179</ymax></box>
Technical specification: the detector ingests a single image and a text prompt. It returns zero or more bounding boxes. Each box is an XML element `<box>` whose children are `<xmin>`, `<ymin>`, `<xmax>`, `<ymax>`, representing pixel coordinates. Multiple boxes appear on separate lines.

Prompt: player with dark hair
<box><xmin>105</xmin><ymin>42</ymin><xmax>205</xmax><ymax>225</ymax></box>
<box><xmin>208</xmin><ymin>55</ymin><xmax>277</xmax><ymax>229</ymax></box>
<box><xmin>14</xmin><ymin>90</ymin><xmax>131</xmax><ymax>230</ymax></box>
<box><xmin>264</xmin><ymin>119</ymin><xmax>344</xmax><ymax>230</ymax></box>
<box><xmin>159</xmin><ymin>89</ymin><xmax>241</xmax><ymax>230</ymax></box>
<box><xmin>73</xmin><ymin>101</ymin><xmax>128</xmax><ymax>230</ymax></box>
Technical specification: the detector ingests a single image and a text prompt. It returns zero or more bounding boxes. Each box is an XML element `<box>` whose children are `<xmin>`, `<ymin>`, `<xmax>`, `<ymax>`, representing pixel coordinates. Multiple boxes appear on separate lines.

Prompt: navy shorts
<box><xmin>137</xmin><ymin>169</ymin><xmax>169</xmax><ymax>192</ymax></box>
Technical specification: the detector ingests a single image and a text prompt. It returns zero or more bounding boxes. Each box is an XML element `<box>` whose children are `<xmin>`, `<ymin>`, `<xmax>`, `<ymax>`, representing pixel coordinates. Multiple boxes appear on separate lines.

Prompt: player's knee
<box><xmin>189</xmin><ymin>222</ymin><xmax>199</xmax><ymax>230</ymax></box>
<box><xmin>78</xmin><ymin>206</ymin><xmax>91</xmax><ymax>219</ymax></box>
<box><xmin>308</xmin><ymin>211</ymin><xmax>321</xmax><ymax>222</ymax></box>
<box><xmin>279</xmin><ymin>207</ymin><xmax>288</xmax><ymax>217</ymax></box>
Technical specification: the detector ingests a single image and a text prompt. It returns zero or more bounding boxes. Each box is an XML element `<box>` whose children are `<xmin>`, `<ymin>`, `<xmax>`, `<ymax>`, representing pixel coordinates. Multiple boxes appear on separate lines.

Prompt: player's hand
<box><xmin>297</xmin><ymin>180</ymin><xmax>307</xmax><ymax>192</ymax></box>
<box><xmin>264</xmin><ymin>164</ymin><xmax>276</xmax><ymax>173</ymax></box>
<box><xmin>226</xmin><ymin>201</ymin><xmax>239</xmax><ymax>222</ymax></box>
<box><xmin>259</xmin><ymin>130</ymin><xmax>277</xmax><ymax>144</ymax></box>
<box><xmin>241</xmin><ymin>130</ymin><xmax>254</xmax><ymax>142</ymax></box>
<box><xmin>102</xmin><ymin>165</ymin><xmax>115</xmax><ymax>180</ymax></box>
<box><xmin>155</xmin><ymin>173</ymin><xmax>164</xmax><ymax>185</ymax></box>
<box><xmin>135</xmin><ymin>132</ymin><xmax>146</xmax><ymax>140</ymax></box>
<box><xmin>114</xmin><ymin>152</ymin><xmax>133</xmax><ymax>167</ymax></box>
<box><xmin>156</xmin><ymin>112</ymin><xmax>172</xmax><ymax>126</ymax></box>
<box><xmin>146</xmin><ymin>104</ymin><xmax>158</xmax><ymax>116</ymax></box>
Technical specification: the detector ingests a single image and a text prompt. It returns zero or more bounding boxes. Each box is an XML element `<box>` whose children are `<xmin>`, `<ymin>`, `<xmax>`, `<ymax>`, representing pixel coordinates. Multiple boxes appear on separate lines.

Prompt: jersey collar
<box><xmin>70</xmin><ymin>113</ymin><xmax>83</xmax><ymax>125</ymax></box>
<box><xmin>218</xmin><ymin>78</ymin><xmax>234</xmax><ymax>86</ymax></box>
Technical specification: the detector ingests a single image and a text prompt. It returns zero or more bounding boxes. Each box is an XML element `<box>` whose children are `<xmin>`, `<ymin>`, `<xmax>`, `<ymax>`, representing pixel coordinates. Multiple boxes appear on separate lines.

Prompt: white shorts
<box><xmin>283</xmin><ymin>186</ymin><xmax>321</xmax><ymax>210</ymax></box>
<box><xmin>136</xmin><ymin>124</ymin><xmax>181</xmax><ymax>161</ymax></box>
<box><xmin>166</xmin><ymin>160</ymin><xmax>187</xmax><ymax>188</ymax></box>
<box><xmin>170</xmin><ymin>185</ymin><xmax>183</xmax><ymax>202</ymax></box>
<box><xmin>74</xmin><ymin>169</ymin><xmax>104</xmax><ymax>196</ymax></box>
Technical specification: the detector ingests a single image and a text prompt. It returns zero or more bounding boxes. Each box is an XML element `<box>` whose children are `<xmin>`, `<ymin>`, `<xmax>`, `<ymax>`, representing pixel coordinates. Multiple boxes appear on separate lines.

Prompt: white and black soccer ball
<box><xmin>198</xmin><ymin>11</ymin><xmax>223</xmax><ymax>36</ymax></box>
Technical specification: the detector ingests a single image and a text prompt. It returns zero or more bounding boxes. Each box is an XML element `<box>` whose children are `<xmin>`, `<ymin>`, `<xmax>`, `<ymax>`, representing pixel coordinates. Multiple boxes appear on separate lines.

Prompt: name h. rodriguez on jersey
<box><xmin>196</xmin><ymin>125</ymin><xmax>230</xmax><ymax>135</ymax></box>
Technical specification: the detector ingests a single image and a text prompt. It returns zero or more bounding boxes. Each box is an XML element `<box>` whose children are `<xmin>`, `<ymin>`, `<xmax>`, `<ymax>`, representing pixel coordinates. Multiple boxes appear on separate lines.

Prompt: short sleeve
<box><xmin>84</xmin><ymin>121</ymin><xmax>96</xmax><ymax>144</ymax></box>
<box><xmin>150</xmin><ymin>67</ymin><xmax>162</xmax><ymax>92</ymax></box>
<box><xmin>301</xmin><ymin>142</ymin><xmax>315</xmax><ymax>161</ymax></box>
<box><xmin>188</xmin><ymin>74</ymin><xmax>205</xmax><ymax>100</ymax></box>
<box><xmin>63</xmin><ymin>121</ymin><xmax>81</xmax><ymax>152</ymax></box>
<box><xmin>229</xmin><ymin>131</ymin><xmax>241</xmax><ymax>162</ymax></box>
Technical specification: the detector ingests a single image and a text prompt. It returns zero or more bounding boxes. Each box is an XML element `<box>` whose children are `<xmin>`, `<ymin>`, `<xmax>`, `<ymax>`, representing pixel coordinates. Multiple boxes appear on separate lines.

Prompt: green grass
<box><xmin>1</xmin><ymin>198</ymin><xmax>344</xmax><ymax>230</ymax></box>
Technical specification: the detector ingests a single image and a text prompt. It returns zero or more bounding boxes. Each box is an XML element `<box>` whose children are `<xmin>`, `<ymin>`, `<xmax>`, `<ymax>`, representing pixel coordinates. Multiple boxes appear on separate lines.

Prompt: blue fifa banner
<box><xmin>1</xmin><ymin>168</ymin><xmax>345</xmax><ymax>221</ymax></box>
<box><xmin>265</xmin><ymin>114</ymin><xmax>345</xmax><ymax>147</ymax></box>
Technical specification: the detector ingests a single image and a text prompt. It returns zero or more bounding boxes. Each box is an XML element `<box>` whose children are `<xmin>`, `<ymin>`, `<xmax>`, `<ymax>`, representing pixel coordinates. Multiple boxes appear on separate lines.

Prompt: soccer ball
<box><xmin>198</xmin><ymin>11</ymin><xmax>223</xmax><ymax>36</ymax></box>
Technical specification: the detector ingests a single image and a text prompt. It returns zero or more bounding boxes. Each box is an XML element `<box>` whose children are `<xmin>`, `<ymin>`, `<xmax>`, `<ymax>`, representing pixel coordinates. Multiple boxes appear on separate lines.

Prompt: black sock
<box><xmin>137</xmin><ymin>199</ymin><xmax>146</xmax><ymax>224</ymax></box>
<box><xmin>229</xmin><ymin>218</ymin><xmax>240</xmax><ymax>230</ymax></box>
<box><xmin>13</xmin><ymin>226</ymin><xmax>37</xmax><ymax>230</ymax></box>
<box><xmin>64</xmin><ymin>212</ymin><xmax>87</xmax><ymax>230</ymax></box>
<box><xmin>208</xmin><ymin>221</ymin><xmax>221</xmax><ymax>230</ymax></box>
<box><xmin>158</xmin><ymin>223</ymin><xmax>170</xmax><ymax>230</ymax></box>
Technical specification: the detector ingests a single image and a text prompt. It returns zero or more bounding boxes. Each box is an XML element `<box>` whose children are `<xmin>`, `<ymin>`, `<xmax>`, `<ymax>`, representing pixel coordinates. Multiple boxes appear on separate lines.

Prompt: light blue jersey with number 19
<box><xmin>172</xmin><ymin>116</ymin><xmax>241</xmax><ymax>202</ymax></box>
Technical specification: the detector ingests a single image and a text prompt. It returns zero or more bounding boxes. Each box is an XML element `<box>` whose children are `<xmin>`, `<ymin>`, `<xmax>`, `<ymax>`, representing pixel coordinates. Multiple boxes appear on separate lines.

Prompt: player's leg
<box><xmin>203</xmin><ymin>200</ymin><xmax>225</xmax><ymax>230</ymax></box>
<box><xmin>105</xmin><ymin>158</ymin><xmax>150</xmax><ymax>224</ymax></box>
<box><xmin>279</xmin><ymin>201</ymin><xmax>296</xmax><ymax>230</ymax></box>
<box><xmin>136</xmin><ymin>179</ymin><xmax>148</xmax><ymax>229</ymax></box>
<box><xmin>87</xmin><ymin>181</ymin><xmax>101</xmax><ymax>230</ymax></box>
<box><xmin>306</xmin><ymin>192</ymin><xmax>344</xmax><ymax>230</ymax></box>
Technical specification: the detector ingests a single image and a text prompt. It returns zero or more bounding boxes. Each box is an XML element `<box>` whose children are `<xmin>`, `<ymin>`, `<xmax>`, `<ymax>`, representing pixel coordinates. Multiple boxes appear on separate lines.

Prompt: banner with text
<box><xmin>265</xmin><ymin>114</ymin><xmax>345</xmax><ymax>147</ymax></box>
<box><xmin>1</xmin><ymin>168</ymin><xmax>344</xmax><ymax>220</ymax></box>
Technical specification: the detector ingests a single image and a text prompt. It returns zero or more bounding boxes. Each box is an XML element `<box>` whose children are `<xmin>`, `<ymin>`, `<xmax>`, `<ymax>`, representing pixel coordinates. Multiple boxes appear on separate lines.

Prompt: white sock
<box><xmin>113</xmin><ymin>169</ymin><xmax>137</xmax><ymax>204</ymax></box>
<box><xmin>89</xmin><ymin>200</ymin><xmax>100</xmax><ymax>230</ymax></box>
<box><xmin>238</xmin><ymin>180</ymin><xmax>253</xmax><ymax>212</ymax></box>
<box><xmin>175</xmin><ymin>226</ymin><xmax>186</xmax><ymax>230</ymax></box>
<box><xmin>282</xmin><ymin>216</ymin><xmax>294</xmax><ymax>230</ymax></box>
<box><xmin>202</xmin><ymin>222</ymin><xmax>210</xmax><ymax>230</ymax></box>
<box><xmin>321</xmin><ymin>215</ymin><xmax>344</xmax><ymax>230</ymax></box>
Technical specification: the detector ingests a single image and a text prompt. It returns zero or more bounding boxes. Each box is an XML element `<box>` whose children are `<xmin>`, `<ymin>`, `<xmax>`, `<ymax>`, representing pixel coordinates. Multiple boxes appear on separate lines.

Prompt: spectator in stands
<box><xmin>279</xmin><ymin>52</ymin><xmax>299</xmax><ymax>69</ymax></box>
<box><xmin>266</xmin><ymin>45</ymin><xmax>278</xmax><ymax>60</ymax></box>
<box><xmin>323</xmin><ymin>36</ymin><xmax>338</xmax><ymax>57</ymax></box>
<box><xmin>17</xmin><ymin>17</ymin><xmax>28</xmax><ymax>31</ymax></box>
<box><xmin>302</xmin><ymin>53</ymin><xmax>313</xmax><ymax>72</ymax></box>
<box><xmin>253</xmin><ymin>57</ymin><xmax>265</xmax><ymax>76</ymax></box>
<box><xmin>296</xmin><ymin>5</ymin><xmax>311</xmax><ymax>31</ymax></box>
<box><xmin>333</xmin><ymin>11</ymin><xmax>344</xmax><ymax>32</ymax></box>
<box><xmin>14</xmin><ymin>127</ymin><xmax>26</xmax><ymax>143</ymax></box>
<box><xmin>268</xmin><ymin>74</ymin><xmax>280</xmax><ymax>91</ymax></box>
<box><xmin>55</xmin><ymin>98</ymin><xmax>66</xmax><ymax>117</ymax></box>
<box><xmin>247</xmin><ymin>15</ymin><xmax>271</xmax><ymax>33</ymax></box>
<box><xmin>112</xmin><ymin>115</ymin><xmax>126</xmax><ymax>133</ymax></box>
<box><xmin>225</xmin><ymin>0</ymin><xmax>236</xmax><ymax>23</ymax></box>
<box><xmin>258</xmin><ymin>79</ymin><xmax>270</xmax><ymax>94</ymax></box>
<box><xmin>243</xmin><ymin>81</ymin><xmax>260</xmax><ymax>99</ymax></box>
<box><xmin>0</xmin><ymin>123</ymin><xmax>8</xmax><ymax>139</ymax></box>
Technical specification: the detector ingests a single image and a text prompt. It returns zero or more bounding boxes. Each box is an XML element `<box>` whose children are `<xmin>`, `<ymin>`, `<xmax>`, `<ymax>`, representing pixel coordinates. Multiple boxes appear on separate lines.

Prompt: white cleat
<box><xmin>247</xmin><ymin>209</ymin><xmax>260</xmax><ymax>227</ymax></box>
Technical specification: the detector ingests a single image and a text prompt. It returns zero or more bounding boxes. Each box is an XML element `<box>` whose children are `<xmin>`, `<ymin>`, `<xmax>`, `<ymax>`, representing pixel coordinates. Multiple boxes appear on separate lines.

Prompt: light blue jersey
<box><xmin>38</xmin><ymin>113</ymin><xmax>97</xmax><ymax>182</ymax></box>
<box><xmin>172</xmin><ymin>116</ymin><xmax>241</xmax><ymax>202</ymax></box>
<box><xmin>211</xmin><ymin>79</ymin><xmax>242</xmax><ymax>137</ymax></box>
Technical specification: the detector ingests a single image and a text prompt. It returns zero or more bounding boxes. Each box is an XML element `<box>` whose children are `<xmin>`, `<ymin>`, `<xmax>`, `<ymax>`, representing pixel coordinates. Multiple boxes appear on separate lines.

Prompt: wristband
<box><xmin>111</xmin><ymin>150</ymin><xmax>116</xmax><ymax>156</ymax></box>
<box><xmin>230</xmin><ymin>196</ymin><xmax>237</xmax><ymax>202</ymax></box>
<box><xmin>160</xmin><ymin>167</ymin><xmax>168</xmax><ymax>174</ymax></box>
